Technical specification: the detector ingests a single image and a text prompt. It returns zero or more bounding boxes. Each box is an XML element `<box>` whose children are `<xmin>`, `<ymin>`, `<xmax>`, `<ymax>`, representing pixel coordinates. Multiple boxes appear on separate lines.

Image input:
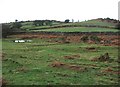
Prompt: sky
<box><xmin>0</xmin><ymin>0</ymin><xmax>119</xmax><ymax>23</ymax></box>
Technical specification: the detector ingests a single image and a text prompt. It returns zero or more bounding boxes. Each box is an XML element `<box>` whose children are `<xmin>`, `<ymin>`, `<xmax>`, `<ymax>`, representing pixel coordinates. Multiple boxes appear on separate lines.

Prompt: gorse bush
<box><xmin>81</xmin><ymin>35</ymin><xmax>101</xmax><ymax>43</ymax></box>
<box><xmin>81</xmin><ymin>36</ymin><xmax>89</xmax><ymax>42</ymax></box>
<box><xmin>90</xmin><ymin>35</ymin><xmax>101</xmax><ymax>42</ymax></box>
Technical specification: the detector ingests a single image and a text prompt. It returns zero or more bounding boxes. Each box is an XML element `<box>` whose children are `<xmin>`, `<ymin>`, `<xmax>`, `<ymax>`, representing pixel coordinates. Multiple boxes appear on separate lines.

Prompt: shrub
<box><xmin>90</xmin><ymin>35</ymin><xmax>101</xmax><ymax>43</ymax></box>
<box><xmin>81</xmin><ymin>36</ymin><xmax>89</xmax><ymax>42</ymax></box>
<box><xmin>115</xmin><ymin>23</ymin><xmax>120</xmax><ymax>29</ymax></box>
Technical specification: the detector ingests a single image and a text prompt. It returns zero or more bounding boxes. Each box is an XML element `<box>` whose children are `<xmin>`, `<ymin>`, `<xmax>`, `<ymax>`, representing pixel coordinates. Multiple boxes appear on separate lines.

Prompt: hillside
<box><xmin>2</xmin><ymin>18</ymin><xmax>119</xmax><ymax>85</ymax></box>
<box><xmin>72</xmin><ymin>18</ymin><xmax>118</xmax><ymax>28</ymax></box>
<box><xmin>20</xmin><ymin>18</ymin><xmax>119</xmax><ymax>32</ymax></box>
<box><xmin>2</xmin><ymin>18</ymin><xmax>119</xmax><ymax>38</ymax></box>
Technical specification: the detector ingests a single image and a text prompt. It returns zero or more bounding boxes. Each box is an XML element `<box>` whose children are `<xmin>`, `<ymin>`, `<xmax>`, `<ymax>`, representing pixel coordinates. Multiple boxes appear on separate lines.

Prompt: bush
<box><xmin>81</xmin><ymin>36</ymin><xmax>89</xmax><ymax>42</ymax></box>
<box><xmin>90</xmin><ymin>35</ymin><xmax>101</xmax><ymax>43</ymax></box>
<box><xmin>115</xmin><ymin>23</ymin><xmax>120</xmax><ymax>29</ymax></box>
<box><xmin>65</xmin><ymin>19</ymin><xmax>70</xmax><ymax>23</ymax></box>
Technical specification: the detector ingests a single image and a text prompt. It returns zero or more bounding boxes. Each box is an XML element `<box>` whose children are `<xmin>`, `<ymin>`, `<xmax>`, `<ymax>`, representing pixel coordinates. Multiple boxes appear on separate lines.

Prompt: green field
<box><xmin>33</xmin><ymin>27</ymin><xmax>119</xmax><ymax>32</ymax></box>
<box><xmin>20</xmin><ymin>19</ymin><xmax>118</xmax><ymax>32</ymax></box>
<box><xmin>2</xmin><ymin>18</ymin><xmax>119</xmax><ymax>85</ymax></box>
<box><xmin>2</xmin><ymin>38</ymin><xmax>119</xmax><ymax>85</ymax></box>
<box><xmin>75</xmin><ymin>20</ymin><xmax>116</xmax><ymax>27</ymax></box>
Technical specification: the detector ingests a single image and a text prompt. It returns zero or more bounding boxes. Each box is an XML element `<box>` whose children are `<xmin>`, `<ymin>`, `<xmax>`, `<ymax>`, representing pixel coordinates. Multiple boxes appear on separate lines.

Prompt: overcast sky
<box><xmin>0</xmin><ymin>0</ymin><xmax>119</xmax><ymax>23</ymax></box>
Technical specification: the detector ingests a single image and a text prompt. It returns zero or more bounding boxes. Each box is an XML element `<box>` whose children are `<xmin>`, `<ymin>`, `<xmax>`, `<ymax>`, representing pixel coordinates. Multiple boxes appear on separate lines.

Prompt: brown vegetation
<box><xmin>50</xmin><ymin>61</ymin><xmax>87</xmax><ymax>72</ymax></box>
<box><xmin>16</xmin><ymin>67</ymin><xmax>28</xmax><ymax>73</ymax></box>
<box><xmin>0</xmin><ymin>78</ymin><xmax>8</xmax><ymax>86</ymax></box>
<box><xmin>0</xmin><ymin>52</ymin><xmax>6</xmax><ymax>61</ymax></box>
<box><xmin>64</xmin><ymin>54</ymin><xmax>80</xmax><ymax>59</ymax></box>
<box><xmin>101</xmin><ymin>67</ymin><xmax>120</xmax><ymax>75</ymax></box>
<box><xmin>86</xmin><ymin>47</ymin><xmax>97</xmax><ymax>52</ymax></box>
<box><xmin>8</xmin><ymin>32</ymin><xmax>119</xmax><ymax>46</ymax></box>
<box><xmin>51</xmin><ymin>61</ymin><xmax>65</xmax><ymax>67</ymax></box>
<box><xmin>91</xmin><ymin>53</ymin><xmax>110</xmax><ymax>62</ymax></box>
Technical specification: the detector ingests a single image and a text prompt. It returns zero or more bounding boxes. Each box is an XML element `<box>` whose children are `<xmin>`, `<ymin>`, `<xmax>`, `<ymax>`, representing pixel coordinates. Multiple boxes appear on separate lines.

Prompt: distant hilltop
<box><xmin>2</xmin><ymin>18</ymin><xmax>120</xmax><ymax>24</ymax></box>
<box><xmin>92</xmin><ymin>18</ymin><xmax>119</xmax><ymax>24</ymax></box>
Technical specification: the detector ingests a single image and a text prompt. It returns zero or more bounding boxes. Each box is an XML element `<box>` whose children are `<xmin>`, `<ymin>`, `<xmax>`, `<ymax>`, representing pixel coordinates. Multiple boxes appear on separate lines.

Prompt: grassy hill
<box><xmin>20</xmin><ymin>18</ymin><xmax>119</xmax><ymax>32</ymax></box>
<box><xmin>72</xmin><ymin>19</ymin><xmax>117</xmax><ymax>28</ymax></box>
<box><xmin>2</xmin><ymin>18</ymin><xmax>119</xmax><ymax>85</ymax></box>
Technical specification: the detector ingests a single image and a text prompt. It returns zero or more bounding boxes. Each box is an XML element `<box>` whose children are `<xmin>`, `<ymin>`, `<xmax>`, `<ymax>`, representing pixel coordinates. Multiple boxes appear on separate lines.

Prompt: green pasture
<box><xmin>20</xmin><ymin>19</ymin><xmax>118</xmax><ymax>32</ymax></box>
<box><xmin>33</xmin><ymin>27</ymin><xmax>119</xmax><ymax>32</ymax></box>
<box><xmin>2</xmin><ymin>38</ymin><xmax>119</xmax><ymax>85</ymax></box>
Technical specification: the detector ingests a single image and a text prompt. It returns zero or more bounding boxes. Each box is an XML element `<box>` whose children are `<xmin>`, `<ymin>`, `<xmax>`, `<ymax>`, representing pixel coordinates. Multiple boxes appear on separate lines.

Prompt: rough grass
<box><xmin>2</xmin><ymin>38</ymin><xmax>119</xmax><ymax>85</ymax></box>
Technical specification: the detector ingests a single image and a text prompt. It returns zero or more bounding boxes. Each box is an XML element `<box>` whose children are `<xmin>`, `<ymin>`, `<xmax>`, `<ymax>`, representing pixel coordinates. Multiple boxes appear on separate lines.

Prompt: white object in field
<box><xmin>14</xmin><ymin>40</ymin><xmax>25</xmax><ymax>43</ymax></box>
<box><xmin>15</xmin><ymin>40</ymin><xmax>19</xmax><ymax>42</ymax></box>
<box><xmin>19</xmin><ymin>40</ymin><xmax>25</xmax><ymax>43</ymax></box>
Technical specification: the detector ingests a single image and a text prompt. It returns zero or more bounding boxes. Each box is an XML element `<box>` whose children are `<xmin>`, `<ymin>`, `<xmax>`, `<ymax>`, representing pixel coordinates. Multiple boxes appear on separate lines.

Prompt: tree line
<box><xmin>2</xmin><ymin>20</ymin><xmax>22</xmax><ymax>38</ymax></box>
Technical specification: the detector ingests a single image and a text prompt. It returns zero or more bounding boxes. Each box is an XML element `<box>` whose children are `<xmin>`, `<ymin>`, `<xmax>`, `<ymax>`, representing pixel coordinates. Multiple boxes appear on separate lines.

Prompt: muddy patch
<box><xmin>64</xmin><ymin>54</ymin><xmax>80</xmax><ymax>59</ymax></box>
<box><xmin>51</xmin><ymin>61</ymin><xmax>65</xmax><ymax>67</ymax></box>
<box><xmin>86</xmin><ymin>47</ymin><xmax>97</xmax><ymax>52</ymax></box>
<box><xmin>78</xmin><ymin>63</ymin><xmax>98</xmax><ymax>69</ymax></box>
<box><xmin>68</xmin><ymin>65</ymin><xmax>87</xmax><ymax>71</ymax></box>
<box><xmin>16</xmin><ymin>66</ymin><xmax>28</xmax><ymax>73</ymax></box>
<box><xmin>101</xmin><ymin>67</ymin><xmax>120</xmax><ymax>75</ymax></box>
<box><xmin>50</xmin><ymin>61</ymin><xmax>87</xmax><ymax>72</ymax></box>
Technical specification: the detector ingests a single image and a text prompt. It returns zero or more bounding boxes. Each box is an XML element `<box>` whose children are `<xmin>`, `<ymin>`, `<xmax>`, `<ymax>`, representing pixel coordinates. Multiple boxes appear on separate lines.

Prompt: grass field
<box><xmin>33</xmin><ymin>27</ymin><xmax>119</xmax><ymax>32</ymax></box>
<box><xmin>2</xmin><ymin>38</ymin><xmax>119</xmax><ymax>85</ymax></box>
<box><xmin>75</xmin><ymin>20</ymin><xmax>116</xmax><ymax>27</ymax></box>
<box><xmin>20</xmin><ymin>19</ymin><xmax>118</xmax><ymax>32</ymax></box>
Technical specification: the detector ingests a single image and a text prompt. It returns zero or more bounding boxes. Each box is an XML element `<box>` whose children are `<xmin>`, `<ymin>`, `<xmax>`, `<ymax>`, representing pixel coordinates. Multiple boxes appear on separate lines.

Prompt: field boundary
<box><xmin>9</xmin><ymin>31</ymin><xmax>119</xmax><ymax>36</ymax></box>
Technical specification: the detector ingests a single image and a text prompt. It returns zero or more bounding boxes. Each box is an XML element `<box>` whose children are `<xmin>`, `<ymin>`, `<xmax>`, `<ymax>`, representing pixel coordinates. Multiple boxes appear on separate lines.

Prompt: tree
<box><xmin>13</xmin><ymin>22</ymin><xmax>22</xmax><ymax>29</ymax></box>
<box><xmin>15</xmin><ymin>19</ymin><xmax>18</xmax><ymax>22</ymax></box>
<box><xmin>2</xmin><ymin>20</ymin><xmax>23</xmax><ymax>38</ymax></box>
<box><xmin>33</xmin><ymin>20</ymin><xmax>53</xmax><ymax>26</ymax></box>
<box><xmin>45</xmin><ymin>20</ymin><xmax>52</xmax><ymax>26</ymax></box>
<box><xmin>33</xmin><ymin>20</ymin><xmax>38</xmax><ymax>26</ymax></box>
<box><xmin>33</xmin><ymin>20</ymin><xmax>44</xmax><ymax>26</ymax></box>
<box><xmin>65</xmin><ymin>19</ymin><xmax>70</xmax><ymax>23</ymax></box>
<box><xmin>12</xmin><ymin>20</ymin><xmax>22</xmax><ymax>29</ymax></box>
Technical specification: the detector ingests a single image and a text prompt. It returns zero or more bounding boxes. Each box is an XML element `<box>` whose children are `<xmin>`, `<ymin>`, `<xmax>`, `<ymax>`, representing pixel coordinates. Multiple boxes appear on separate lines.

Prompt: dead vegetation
<box><xmin>86</xmin><ymin>47</ymin><xmax>97</xmax><ymax>52</ymax></box>
<box><xmin>98</xmin><ymin>53</ymin><xmax>110</xmax><ymax>61</ymax></box>
<box><xmin>9</xmin><ymin>33</ymin><xmax>119</xmax><ymax>46</ymax></box>
<box><xmin>51</xmin><ymin>61</ymin><xmax>65</xmax><ymax>68</ymax></box>
<box><xmin>101</xmin><ymin>67</ymin><xmax>120</xmax><ymax>75</ymax></box>
<box><xmin>50</xmin><ymin>61</ymin><xmax>87</xmax><ymax>72</ymax></box>
<box><xmin>64</xmin><ymin>54</ymin><xmax>80</xmax><ymax>59</ymax></box>
<box><xmin>16</xmin><ymin>67</ymin><xmax>28</xmax><ymax>73</ymax></box>
<box><xmin>91</xmin><ymin>53</ymin><xmax>110</xmax><ymax>62</ymax></box>
<box><xmin>68</xmin><ymin>65</ymin><xmax>87</xmax><ymax>71</ymax></box>
<box><xmin>0</xmin><ymin>78</ymin><xmax>8</xmax><ymax>86</ymax></box>
<box><xmin>0</xmin><ymin>52</ymin><xmax>6</xmax><ymax>61</ymax></box>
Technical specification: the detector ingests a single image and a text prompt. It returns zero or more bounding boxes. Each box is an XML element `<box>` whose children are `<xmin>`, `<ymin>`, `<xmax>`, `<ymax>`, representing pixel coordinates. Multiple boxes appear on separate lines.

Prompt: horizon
<box><xmin>0</xmin><ymin>0</ymin><xmax>119</xmax><ymax>23</ymax></box>
<box><xmin>1</xmin><ymin>17</ymin><xmax>119</xmax><ymax>24</ymax></box>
